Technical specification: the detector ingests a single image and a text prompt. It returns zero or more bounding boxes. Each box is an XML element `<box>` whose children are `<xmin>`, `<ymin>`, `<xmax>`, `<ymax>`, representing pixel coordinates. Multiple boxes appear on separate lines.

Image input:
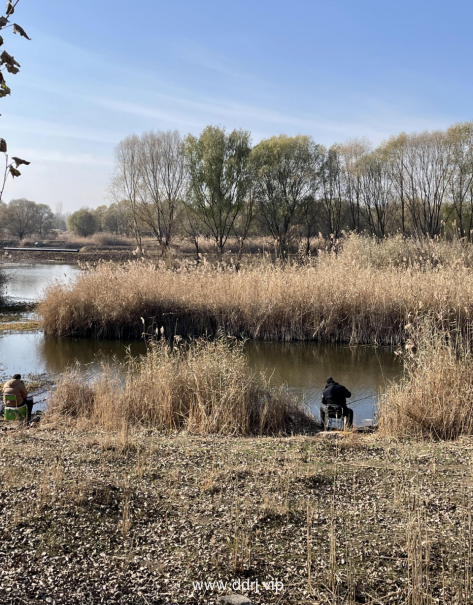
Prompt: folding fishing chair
<box><xmin>4</xmin><ymin>394</ymin><xmax>27</xmax><ymax>421</ymax></box>
<box><xmin>324</xmin><ymin>404</ymin><xmax>346</xmax><ymax>430</ymax></box>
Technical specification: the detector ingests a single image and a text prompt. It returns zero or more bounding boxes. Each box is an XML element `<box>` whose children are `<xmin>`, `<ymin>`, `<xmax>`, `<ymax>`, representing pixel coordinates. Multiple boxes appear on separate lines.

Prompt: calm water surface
<box><xmin>246</xmin><ymin>341</ymin><xmax>402</xmax><ymax>424</ymax></box>
<box><xmin>0</xmin><ymin>264</ymin><xmax>403</xmax><ymax>423</ymax></box>
<box><xmin>3</xmin><ymin>262</ymin><xmax>79</xmax><ymax>302</ymax></box>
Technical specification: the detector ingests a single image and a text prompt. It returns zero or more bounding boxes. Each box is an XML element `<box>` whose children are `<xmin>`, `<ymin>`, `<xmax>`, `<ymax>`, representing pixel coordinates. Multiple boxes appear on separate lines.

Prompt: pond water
<box><xmin>0</xmin><ymin>263</ymin><xmax>403</xmax><ymax>424</ymax></box>
<box><xmin>246</xmin><ymin>342</ymin><xmax>402</xmax><ymax>425</ymax></box>
<box><xmin>3</xmin><ymin>262</ymin><xmax>79</xmax><ymax>302</ymax></box>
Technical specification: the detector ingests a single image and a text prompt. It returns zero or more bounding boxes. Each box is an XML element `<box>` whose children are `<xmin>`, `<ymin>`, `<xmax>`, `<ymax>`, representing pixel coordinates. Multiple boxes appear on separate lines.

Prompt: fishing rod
<box><xmin>348</xmin><ymin>395</ymin><xmax>374</xmax><ymax>407</ymax></box>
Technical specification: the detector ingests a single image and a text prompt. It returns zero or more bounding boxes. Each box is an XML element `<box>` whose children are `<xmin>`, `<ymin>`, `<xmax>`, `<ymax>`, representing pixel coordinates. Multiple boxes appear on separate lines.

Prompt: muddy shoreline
<box><xmin>2</xmin><ymin>249</ymin><xmax>136</xmax><ymax>264</ymax></box>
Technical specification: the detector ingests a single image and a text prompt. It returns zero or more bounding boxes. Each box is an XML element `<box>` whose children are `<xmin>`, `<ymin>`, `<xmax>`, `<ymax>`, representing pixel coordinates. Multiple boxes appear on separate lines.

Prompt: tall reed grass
<box><xmin>378</xmin><ymin>317</ymin><xmax>473</xmax><ymax>439</ymax></box>
<box><xmin>39</xmin><ymin>234</ymin><xmax>473</xmax><ymax>344</ymax></box>
<box><xmin>48</xmin><ymin>336</ymin><xmax>311</xmax><ymax>435</ymax></box>
<box><xmin>342</xmin><ymin>232</ymin><xmax>473</xmax><ymax>269</ymax></box>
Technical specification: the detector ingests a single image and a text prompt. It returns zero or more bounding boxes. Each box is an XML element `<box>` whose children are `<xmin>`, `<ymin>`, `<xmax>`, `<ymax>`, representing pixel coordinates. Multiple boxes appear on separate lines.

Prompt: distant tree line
<box><xmin>6</xmin><ymin>122</ymin><xmax>473</xmax><ymax>252</ymax></box>
<box><xmin>66</xmin><ymin>202</ymin><xmax>134</xmax><ymax>239</ymax></box>
<box><xmin>0</xmin><ymin>198</ymin><xmax>59</xmax><ymax>240</ymax></box>
<box><xmin>105</xmin><ymin>122</ymin><xmax>473</xmax><ymax>257</ymax></box>
<box><xmin>0</xmin><ymin>198</ymin><xmax>131</xmax><ymax>241</ymax></box>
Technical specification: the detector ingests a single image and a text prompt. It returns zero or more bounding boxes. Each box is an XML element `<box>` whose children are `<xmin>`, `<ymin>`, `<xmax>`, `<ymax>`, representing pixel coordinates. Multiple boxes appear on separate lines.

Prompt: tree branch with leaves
<box><xmin>0</xmin><ymin>0</ymin><xmax>30</xmax><ymax>201</ymax></box>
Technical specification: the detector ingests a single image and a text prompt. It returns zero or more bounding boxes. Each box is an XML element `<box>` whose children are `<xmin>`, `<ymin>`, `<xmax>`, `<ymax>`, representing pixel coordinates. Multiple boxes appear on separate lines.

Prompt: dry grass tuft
<box><xmin>378</xmin><ymin>317</ymin><xmax>473</xmax><ymax>439</ymax></box>
<box><xmin>48</xmin><ymin>336</ymin><xmax>312</xmax><ymax>435</ymax></box>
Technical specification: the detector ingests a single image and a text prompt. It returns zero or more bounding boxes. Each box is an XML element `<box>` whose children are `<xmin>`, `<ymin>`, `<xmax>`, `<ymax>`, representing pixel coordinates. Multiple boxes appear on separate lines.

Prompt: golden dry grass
<box><xmin>378</xmin><ymin>317</ymin><xmax>473</xmax><ymax>439</ymax></box>
<box><xmin>47</xmin><ymin>336</ymin><xmax>312</xmax><ymax>435</ymax></box>
<box><xmin>340</xmin><ymin>232</ymin><xmax>473</xmax><ymax>268</ymax></box>
<box><xmin>38</xmin><ymin>234</ymin><xmax>473</xmax><ymax>343</ymax></box>
<box><xmin>2</xmin><ymin>426</ymin><xmax>473</xmax><ymax>604</ymax></box>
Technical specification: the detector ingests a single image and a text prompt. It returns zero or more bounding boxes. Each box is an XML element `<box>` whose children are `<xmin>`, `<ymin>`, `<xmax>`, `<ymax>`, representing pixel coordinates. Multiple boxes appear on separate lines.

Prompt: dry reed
<box><xmin>39</xmin><ymin>234</ymin><xmax>473</xmax><ymax>344</ymax></box>
<box><xmin>47</xmin><ymin>336</ymin><xmax>311</xmax><ymax>435</ymax></box>
<box><xmin>378</xmin><ymin>317</ymin><xmax>473</xmax><ymax>439</ymax></box>
<box><xmin>341</xmin><ymin>232</ymin><xmax>473</xmax><ymax>269</ymax></box>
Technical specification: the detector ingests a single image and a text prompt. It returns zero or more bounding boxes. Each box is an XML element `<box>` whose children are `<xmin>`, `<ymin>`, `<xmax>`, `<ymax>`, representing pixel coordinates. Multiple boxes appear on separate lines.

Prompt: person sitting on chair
<box><xmin>3</xmin><ymin>374</ymin><xmax>33</xmax><ymax>419</ymax></box>
<box><xmin>320</xmin><ymin>376</ymin><xmax>353</xmax><ymax>429</ymax></box>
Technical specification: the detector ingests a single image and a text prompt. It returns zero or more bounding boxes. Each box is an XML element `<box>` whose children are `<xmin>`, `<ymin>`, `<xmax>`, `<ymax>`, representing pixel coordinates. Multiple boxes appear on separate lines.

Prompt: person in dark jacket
<box><xmin>320</xmin><ymin>377</ymin><xmax>353</xmax><ymax>428</ymax></box>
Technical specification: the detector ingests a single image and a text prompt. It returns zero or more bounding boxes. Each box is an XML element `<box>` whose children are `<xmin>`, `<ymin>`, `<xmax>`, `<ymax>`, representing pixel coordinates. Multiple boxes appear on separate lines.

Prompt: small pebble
<box><xmin>217</xmin><ymin>595</ymin><xmax>252</xmax><ymax>605</ymax></box>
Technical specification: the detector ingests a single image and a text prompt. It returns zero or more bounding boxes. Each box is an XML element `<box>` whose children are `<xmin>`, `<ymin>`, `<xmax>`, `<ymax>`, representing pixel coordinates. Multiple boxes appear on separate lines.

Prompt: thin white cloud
<box><xmin>19</xmin><ymin>148</ymin><xmax>113</xmax><ymax>167</ymax></box>
<box><xmin>4</xmin><ymin>30</ymin><xmax>460</xmax><ymax>213</ymax></box>
<box><xmin>20</xmin><ymin>33</ymin><xmax>457</xmax><ymax>147</ymax></box>
<box><xmin>88</xmin><ymin>89</ymin><xmax>455</xmax><ymax>146</ymax></box>
<box><xmin>177</xmin><ymin>42</ymin><xmax>250</xmax><ymax>80</ymax></box>
<box><xmin>92</xmin><ymin>98</ymin><xmax>203</xmax><ymax>129</ymax></box>
<box><xmin>1</xmin><ymin>116</ymin><xmax>121</xmax><ymax>144</ymax></box>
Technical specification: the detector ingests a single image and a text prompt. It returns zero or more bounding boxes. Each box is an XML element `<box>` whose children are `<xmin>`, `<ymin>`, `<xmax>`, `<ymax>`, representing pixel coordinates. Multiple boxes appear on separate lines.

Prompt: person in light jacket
<box><xmin>3</xmin><ymin>374</ymin><xmax>32</xmax><ymax>417</ymax></box>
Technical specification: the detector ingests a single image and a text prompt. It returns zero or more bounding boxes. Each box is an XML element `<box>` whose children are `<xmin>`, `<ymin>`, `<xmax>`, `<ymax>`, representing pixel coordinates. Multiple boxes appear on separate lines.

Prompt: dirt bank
<box><xmin>0</xmin><ymin>426</ymin><xmax>471</xmax><ymax>604</ymax></box>
<box><xmin>2</xmin><ymin>249</ymin><xmax>136</xmax><ymax>264</ymax></box>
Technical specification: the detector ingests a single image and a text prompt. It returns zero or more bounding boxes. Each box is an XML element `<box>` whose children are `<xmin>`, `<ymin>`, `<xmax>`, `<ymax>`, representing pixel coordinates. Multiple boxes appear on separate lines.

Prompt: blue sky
<box><xmin>2</xmin><ymin>0</ymin><xmax>472</xmax><ymax>212</ymax></box>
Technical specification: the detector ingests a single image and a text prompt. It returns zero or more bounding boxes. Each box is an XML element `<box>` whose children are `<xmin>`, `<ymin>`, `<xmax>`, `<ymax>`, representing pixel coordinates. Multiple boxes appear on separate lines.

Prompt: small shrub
<box><xmin>90</xmin><ymin>233</ymin><xmax>132</xmax><ymax>248</ymax></box>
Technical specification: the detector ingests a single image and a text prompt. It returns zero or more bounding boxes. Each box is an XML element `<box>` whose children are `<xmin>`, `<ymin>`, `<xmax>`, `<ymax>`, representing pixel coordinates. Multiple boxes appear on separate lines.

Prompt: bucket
<box><xmin>4</xmin><ymin>405</ymin><xmax>27</xmax><ymax>421</ymax></box>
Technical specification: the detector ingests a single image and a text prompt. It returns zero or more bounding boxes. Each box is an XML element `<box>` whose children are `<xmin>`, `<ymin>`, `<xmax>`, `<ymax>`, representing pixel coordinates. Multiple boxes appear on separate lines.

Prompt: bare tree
<box><xmin>54</xmin><ymin>202</ymin><xmax>68</xmax><ymax>231</ymax></box>
<box><xmin>180</xmin><ymin>202</ymin><xmax>205</xmax><ymax>258</ymax></box>
<box><xmin>105</xmin><ymin>122</ymin><xmax>473</xmax><ymax>245</ymax></box>
<box><xmin>320</xmin><ymin>145</ymin><xmax>346</xmax><ymax>240</ymax></box>
<box><xmin>401</xmin><ymin>130</ymin><xmax>453</xmax><ymax>238</ymax></box>
<box><xmin>358</xmin><ymin>150</ymin><xmax>396</xmax><ymax>238</ymax></box>
<box><xmin>338</xmin><ymin>138</ymin><xmax>371</xmax><ymax>232</ymax></box>
<box><xmin>381</xmin><ymin>133</ymin><xmax>409</xmax><ymax>236</ymax></box>
<box><xmin>138</xmin><ymin>130</ymin><xmax>186</xmax><ymax>252</ymax></box>
<box><xmin>383</xmin><ymin>131</ymin><xmax>453</xmax><ymax>238</ymax></box>
<box><xmin>299</xmin><ymin>144</ymin><xmax>325</xmax><ymax>255</ymax></box>
<box><xmin>232</xmin><ymin>181</ymin><xmax>257</xmax><ymax>261</ymax></box>
<box><xmin>35</xmin><ymin>203</ymin><xmax>55</xmax><ymax>237</ymax></box>
<box><xmin>110</xmin><ymin>135</ymin><xmax>143</xmax><ymax>255</ymax></box>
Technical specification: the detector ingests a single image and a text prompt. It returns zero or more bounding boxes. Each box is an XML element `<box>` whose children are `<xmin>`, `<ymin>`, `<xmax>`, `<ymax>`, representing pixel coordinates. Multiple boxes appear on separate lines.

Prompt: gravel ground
<box><xmin>1</xmin><ymin>423</ymin><xmax>473</xmax><ymax>604</ymax></box>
